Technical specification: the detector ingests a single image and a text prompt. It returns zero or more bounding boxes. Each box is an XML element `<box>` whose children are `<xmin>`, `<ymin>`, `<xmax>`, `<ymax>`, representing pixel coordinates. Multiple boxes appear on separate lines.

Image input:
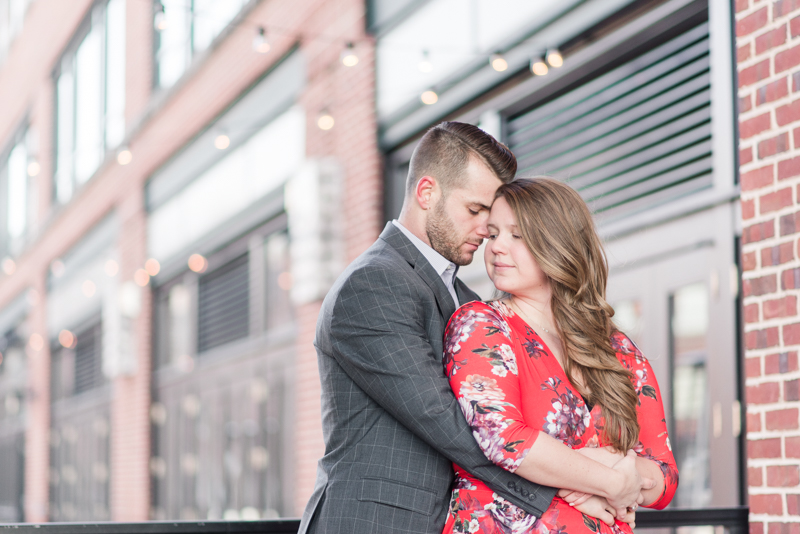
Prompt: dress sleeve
<box><xmin>444</xmin><ymin>301</ymin><xmax>540</xmax><ymax>473</ymax></box>
<box><xmin>613</xmin><ymin>333</ymin><xmax>679</xmax><ymax>509</ymax></box>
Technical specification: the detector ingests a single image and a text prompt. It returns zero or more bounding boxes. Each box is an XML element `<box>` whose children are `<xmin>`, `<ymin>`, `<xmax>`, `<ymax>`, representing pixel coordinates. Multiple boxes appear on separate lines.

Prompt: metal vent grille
<box><xmin>197</xmin><ymin>253</ymin><xmax>250</xmax><ymax>353</ymax></box>
<box><xmin>74</xmin><ymin>322</ymin><xmax>103</xmax><ymax>395</ymax></box>
<box><xmin>507</xmin><ymin>22</ymin><xmax>711</xmax><ymax>220</ymax></box>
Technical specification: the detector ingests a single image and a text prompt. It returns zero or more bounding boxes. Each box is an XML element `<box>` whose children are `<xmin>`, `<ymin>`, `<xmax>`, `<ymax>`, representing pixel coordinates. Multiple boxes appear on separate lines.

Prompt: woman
<box><xmin>442</xmin><ymin>178</ymin><xmax>678</xmax><ymax>534</ymax></box>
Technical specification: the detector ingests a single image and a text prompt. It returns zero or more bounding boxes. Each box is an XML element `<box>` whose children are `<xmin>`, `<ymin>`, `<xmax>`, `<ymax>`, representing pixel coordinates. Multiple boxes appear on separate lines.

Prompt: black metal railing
<box><xmin>0</xmin><ymin>507</ymin><xmax>749</xmax><ymax>533</ymax></box>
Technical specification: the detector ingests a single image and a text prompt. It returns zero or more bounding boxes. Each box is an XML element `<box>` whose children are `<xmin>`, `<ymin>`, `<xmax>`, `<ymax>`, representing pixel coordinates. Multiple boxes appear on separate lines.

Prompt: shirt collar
<box><xmin>392</xmin><ymin>220</ymin><xmax>457</xmax><ymax>278</ymax></box>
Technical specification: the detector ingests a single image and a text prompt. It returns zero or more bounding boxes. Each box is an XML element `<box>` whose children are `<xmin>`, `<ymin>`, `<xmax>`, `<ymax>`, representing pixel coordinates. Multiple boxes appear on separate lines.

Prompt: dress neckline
<box><xmin>489</xmin><ymin>300</ymin><xmax>596</xmax><ymax>413</ymax></box>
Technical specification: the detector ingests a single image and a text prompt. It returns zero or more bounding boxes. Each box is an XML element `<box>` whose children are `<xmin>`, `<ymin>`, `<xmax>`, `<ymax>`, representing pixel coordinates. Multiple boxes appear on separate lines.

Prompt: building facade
<box><xmin>736</xmin><ymin>0</ymin><xmax>800</xmax><ymax>530</ymax></box>
<box><xmin>0</xmin><ymin>0</ymin><xmax>795</xmax><ymax>529</ymax></box>
<box><xmin>0</xmin><ymin>0</ymin><xmax>379</xmax><ymax>521</ymax></box>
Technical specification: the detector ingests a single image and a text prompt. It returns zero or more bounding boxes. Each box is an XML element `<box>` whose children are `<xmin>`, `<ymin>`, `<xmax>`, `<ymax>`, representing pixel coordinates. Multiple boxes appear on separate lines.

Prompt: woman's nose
<box><xmin>489</xmin><ymin>236</ymin><xmax>505</xmax><ymax>254</ymax></box>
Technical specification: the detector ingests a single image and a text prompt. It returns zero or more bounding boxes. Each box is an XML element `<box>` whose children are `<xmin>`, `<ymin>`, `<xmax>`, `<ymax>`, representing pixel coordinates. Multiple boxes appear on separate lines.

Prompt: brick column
<box><xmin>23</xmin><ymin>277</ymin><xmax>49</xmax><ymax>522</ymax></box>
<box><xmin>736</xmin><ymin>0</ymin><xmax>800</xmax><ymax>530</ymax></box>
<box><xmin>291</xmin><ymin>0</ymin><xmax>381</xmax><ymax>515</ymax></box>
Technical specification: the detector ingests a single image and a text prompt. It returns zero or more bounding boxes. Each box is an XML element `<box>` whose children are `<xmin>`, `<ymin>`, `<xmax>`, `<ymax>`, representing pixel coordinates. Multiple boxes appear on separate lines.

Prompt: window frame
<box><xmin>52</xmin><ymin>0</ymin><xmax>126</xmax><ymax>206</ymax></box>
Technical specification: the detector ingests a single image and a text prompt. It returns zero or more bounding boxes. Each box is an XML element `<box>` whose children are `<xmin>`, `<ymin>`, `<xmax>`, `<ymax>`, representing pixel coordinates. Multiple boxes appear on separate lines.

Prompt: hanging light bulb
<box><xmin>214</xmin><ymin>133</ymin><xmax>230</xmax><ymax>150</ymax></box>
<box><xmin>317</xmin><ymin>110</ymin><xmax>335</xmax><ymax>131</ymax></box>
<box><xmin>420</xmin><ymin>90</ymin><xmax>438</xmax><ymax>105</ymax></box>
<box><xmin>340</xmin><ymin>42</ymin><xmax>359</xmax><ymax>67</ymax></box>
<box><xmin>490</xmin><ymin>53</ymin><xmax>508</xmax><ymax>72</ymax></box>
<box><xmin>530</xmin><ymin>57</ymin><xmax>548</xmax><ymax>76</ymax></box>
<box><xmin>546</xmin><ymin>48</ymin><xmax>563</xmax><ymax>68</ymax></box>
<box><xmin>154</xmin><ymin>1</ymin><xmax>168</xmax><ymax>31</ymax></box>
<box><xmin>253</xmin><ymin>26</ymin><xmax>270</xmax><ymax>54</ymax></box>
<box><xmin>117</xmin><ymin>147</ymin><xmax>132</xmax><ymax>165</ymax></box>
<box><xmin>27</xmin><ymin>158</ymin><xmax>40</xmax><ymax>177</ymax></box>
<box><xmin>418</xmin><ymin>49</ymin><xmax>433</xmax><ymax>73</ymax></box>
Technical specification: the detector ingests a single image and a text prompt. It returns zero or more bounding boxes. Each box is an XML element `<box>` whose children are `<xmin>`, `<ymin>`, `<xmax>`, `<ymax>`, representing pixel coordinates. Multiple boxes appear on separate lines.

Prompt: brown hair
<box><xmin>495</xmin><ymin>177</ymin><xmax>639</xmax><ymax>452</ymax></box>
<box><xmin>406</xmin><ymin>121</ymin><xmax>516</xmax><ymax>196</ymax></box>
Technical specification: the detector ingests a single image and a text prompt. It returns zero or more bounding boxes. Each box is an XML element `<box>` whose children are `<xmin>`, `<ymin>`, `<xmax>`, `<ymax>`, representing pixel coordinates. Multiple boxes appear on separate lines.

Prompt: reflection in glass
<box><xmin>7</xmin><ymin>142</ymin><xmax>27</xmax><ymax>242</ymax></box>
<box><xmin>74</xmin><ymin>26</ymin><xmax>103</xmax><ymax>183</ymax></box>
<box><xmin>265</xmin><ymin>230</ymin><xmax>292</xmax><ymax>330</ymax></box>
<box><xmin>612</xmin><ymin>299</ymin><xmax>642</xmax><ymax>343</ymax></box>
<box><xmin>670</xmin><ymin>283</ymin><xmax>711</xmax><ymax>507</ymax></box>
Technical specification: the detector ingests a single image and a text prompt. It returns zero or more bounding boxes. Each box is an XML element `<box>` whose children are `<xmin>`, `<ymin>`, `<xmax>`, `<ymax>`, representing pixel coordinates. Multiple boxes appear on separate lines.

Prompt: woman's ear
<box><xmin>415</xmin><ymin>175</ymin><xmax>439</xmax><ymax>210</ymax></box>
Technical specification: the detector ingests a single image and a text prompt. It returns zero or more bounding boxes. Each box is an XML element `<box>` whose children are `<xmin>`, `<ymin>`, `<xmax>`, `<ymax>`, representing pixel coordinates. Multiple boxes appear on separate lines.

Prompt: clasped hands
<box><xmin>557</xmin><ymin>448</ymin><xmax>655</xmax><ymax>529</ymax></box>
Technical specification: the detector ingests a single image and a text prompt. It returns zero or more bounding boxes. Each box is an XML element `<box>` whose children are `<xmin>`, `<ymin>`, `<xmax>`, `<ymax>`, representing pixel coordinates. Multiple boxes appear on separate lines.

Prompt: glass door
<box><xmin>605</xmin><ymin>202</ymin><xmax>741</xmax><ymax>509</ymax></box>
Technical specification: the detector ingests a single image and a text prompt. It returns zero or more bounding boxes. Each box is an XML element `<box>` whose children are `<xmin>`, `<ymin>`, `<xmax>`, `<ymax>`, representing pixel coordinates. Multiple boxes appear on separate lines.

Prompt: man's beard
<box><xmin>426</xmin><ymin>199</ymin><xmax>474</xmax><ymax>266</ymax></box>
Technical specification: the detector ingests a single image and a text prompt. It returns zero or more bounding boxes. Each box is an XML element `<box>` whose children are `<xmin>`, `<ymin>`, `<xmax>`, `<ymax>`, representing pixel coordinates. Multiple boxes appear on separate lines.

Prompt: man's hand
<box><xmin>608</xmin><ymin>450</ymin><xmax>655</xmax><ymax>518</ymax></box>
<box><xmin>577</xmin><ymin>446</ymin><xmax>625</xmax><ymax>468</ymax></box>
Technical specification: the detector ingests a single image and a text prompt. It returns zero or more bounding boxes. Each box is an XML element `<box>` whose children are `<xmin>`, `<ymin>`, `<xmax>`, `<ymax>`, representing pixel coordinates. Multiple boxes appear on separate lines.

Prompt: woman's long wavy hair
<box><xmin>495</xmin><ymin>177</ymin><xmax>639</xmax><ymax>452</ymax></box>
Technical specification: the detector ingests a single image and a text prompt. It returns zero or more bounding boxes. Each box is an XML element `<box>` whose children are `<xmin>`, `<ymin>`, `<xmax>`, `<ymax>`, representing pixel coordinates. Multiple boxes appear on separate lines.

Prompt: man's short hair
<box><xmin>406</xmin><ymin>121</ymin><xmax>517</xmax><ymax>196</ymax></box>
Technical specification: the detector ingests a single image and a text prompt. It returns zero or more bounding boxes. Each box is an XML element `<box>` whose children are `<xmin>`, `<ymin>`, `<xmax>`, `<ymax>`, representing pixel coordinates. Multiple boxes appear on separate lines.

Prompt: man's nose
<box><xmin>476</xmin><ymin>219</ymin><xmax>490</xmax><ymax>238</ymax></box>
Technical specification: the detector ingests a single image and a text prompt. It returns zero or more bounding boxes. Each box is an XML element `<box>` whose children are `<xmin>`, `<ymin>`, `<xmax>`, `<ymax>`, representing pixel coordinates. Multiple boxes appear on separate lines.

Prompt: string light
<box><xmin>82</xmin><ymin>280</ymin><xmax>96</xmax><ymax>298</ymax></box>
<box><xmin>154</xmin><ymin>1</ymin><xmax>167</xmax><ymax>32</ymax></box>
<box><xmin>117</xmin><ymin>147</ymin><xmax>132</xmax><ymax>165</ymax></box>
<box><xmin>105</xmin><ymin>259</ymin><xmax>119</xmax><ymax>277</ymax></box>
<box><xmin>420</xmin><ymin>90</ymin><xmax>438</xmax><ymax>105</ymax></box>
<box><xmin>1</xmin><ymin>258</ymin><xmax>15</xmax><ymax>276</ymax></box>
<box><xmin>145</xmin><ymin>258</ymin><xmax>161</xmax><ymax>276</ymax></box>
<box><xmin>188</xmin><ymin>253</ymin><xmax>208</xmax><ymax>273</ymax></box>
<box><xmin>253</xmin><ymin>26</ymin><xmax>270</xmax><ymax>54</ymax></box>
<box><xmin>340</xmin><ymin>42</ymin><xmax>358</xmax><ymax>67</ymax></box>
<box><xmin>546</xmin><ymin>48</ymin><xmax>563</xmax><ymax>68</ymax></box>
<box><xmin>27</xmin><ymin>159</ymin><xmax>40</xmax><ymax>177</ymax></box>
<box><xmin>214</xmin><ymin>133</ymin><xmax>230</xmax><ymax>150</ymax></box>
<box><xmin>490</xmin><ymin>53</ymin><xmax>508</xmax><ymax>72</ymax></box>
<box><xmin>530</xmin><ymin>57</ymin><xmax>548</xmax><ymax>76</ymax></box>
<box><xmin>418</xmin><ymin>49</ymin><xmax>432</xmax><ymax>73</ymax></box>
<box><xmin>58</xmin><ymin>330</ymin><xmax>76</xmax><ymax>349</ymax></box>
<box><xmin>317</xmin><ymin>111</ymin><xmax>335</xmax><ymax>131</ymax></box>
<box><xmin>134</xmin><ymin>268</ymin><xmax>150</xmax><ymax>287</ymax></box>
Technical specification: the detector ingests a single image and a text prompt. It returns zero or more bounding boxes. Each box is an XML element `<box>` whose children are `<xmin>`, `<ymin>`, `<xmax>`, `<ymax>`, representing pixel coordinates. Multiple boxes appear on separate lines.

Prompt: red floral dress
<box><xmin>442</xmin><ymin>301</ymin><xmax>678</xmax><ymax>534</ymax></box>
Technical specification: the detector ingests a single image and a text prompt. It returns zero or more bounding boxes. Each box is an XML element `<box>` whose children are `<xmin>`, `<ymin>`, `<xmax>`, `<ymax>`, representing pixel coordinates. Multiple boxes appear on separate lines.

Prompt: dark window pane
<box><xmin>198</xmin><ymin>253</ymin><xmax>249</xmax><ymax>352</ymax></box>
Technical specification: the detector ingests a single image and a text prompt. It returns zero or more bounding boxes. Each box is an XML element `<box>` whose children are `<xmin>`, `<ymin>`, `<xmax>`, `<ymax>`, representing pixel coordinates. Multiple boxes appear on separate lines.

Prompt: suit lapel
<box><xmin>380</xmin><ymin>222</ymin><xmax>457</xmax><ymax>321</ymax></box>
<box><xmin>455</xmin><ymin>278</ymin><xmax>480</xmax><ymax>306</ymax></box>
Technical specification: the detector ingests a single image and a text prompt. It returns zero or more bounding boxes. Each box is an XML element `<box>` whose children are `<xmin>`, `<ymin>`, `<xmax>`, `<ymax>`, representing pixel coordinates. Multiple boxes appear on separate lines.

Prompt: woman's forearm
<box><xmin>513</xmin><ymin>432</ymin><xmax>648</xmax><ymax>512</ymax></box>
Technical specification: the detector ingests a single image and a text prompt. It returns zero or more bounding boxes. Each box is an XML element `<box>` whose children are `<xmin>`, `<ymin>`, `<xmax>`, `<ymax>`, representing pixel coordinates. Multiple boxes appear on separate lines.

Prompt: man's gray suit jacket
<box><xmin>299</xmin><ymin>222</ymin><xmax>556</xmax><ymax>533</ymax></box>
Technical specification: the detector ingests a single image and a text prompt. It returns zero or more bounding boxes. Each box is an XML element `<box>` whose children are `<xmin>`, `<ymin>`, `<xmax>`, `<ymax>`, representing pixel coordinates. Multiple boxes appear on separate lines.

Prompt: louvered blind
<box><xmin>197</xmin><ymin>253</ymin><xmax>249</xmax><ymax>353</ymax></box>
<box><xmin>507</xmin><ymin>22</ymin><xmax>711</xmax><ymax>220</ymax></box>
<box><xmin>73</xmin><ymin>322</ymin><xmax>103</xmax><ymax>395</ymax></box>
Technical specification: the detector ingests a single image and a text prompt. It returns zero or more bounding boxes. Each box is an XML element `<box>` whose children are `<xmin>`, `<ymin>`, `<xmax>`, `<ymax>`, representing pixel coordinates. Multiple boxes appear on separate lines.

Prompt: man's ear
<box><xmin>415</xmin><ymin>175</ymin><xmax>440</xmax><ymax>210</ymax></box>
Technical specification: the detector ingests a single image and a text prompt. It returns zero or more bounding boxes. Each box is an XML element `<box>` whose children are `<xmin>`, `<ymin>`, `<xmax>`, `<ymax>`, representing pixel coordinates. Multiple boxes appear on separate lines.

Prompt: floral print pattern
<box><xmin>442</xmin><ymin>301</ymin><xmax>678</xmax><ymax>534</ymax></box>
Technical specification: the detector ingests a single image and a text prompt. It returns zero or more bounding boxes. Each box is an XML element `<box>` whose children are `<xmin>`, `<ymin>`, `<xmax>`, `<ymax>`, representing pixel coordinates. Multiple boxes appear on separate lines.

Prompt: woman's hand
<box><xmin>607</xmin><ymin>450</ymin><xmax>653</xmax><ymax>518</ymax></box>
<box><xmin>556</xmin><ymin>491</ymin><xmax>633</xmax><ymax>528</ymax></box>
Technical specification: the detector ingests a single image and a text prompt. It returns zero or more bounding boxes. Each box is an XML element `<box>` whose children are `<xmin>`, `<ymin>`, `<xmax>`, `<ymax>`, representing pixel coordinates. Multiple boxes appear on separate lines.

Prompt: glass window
<box><xmin>49</xmin><ymin>320</ymin><xmax>111</xmax><ymax>521</ymax></box>
<box><xmin>0</xmin><ymin>0</ymin><xmax>33</xmax><ymax>66</ymax></box>
<box><xmin>151</xmin><ymin>221</ymin><xmax>294</xmax><ymax>519</ymax></box>
<box><xmin>197</xmin><ymin>253</ymin><xmax>250</xmax><ymax>353</ymax></box>
<box><xmin>155</xmin><ymin>0</ymin><xmax>246</xmax><ymax>88</ymax></box>
<box><xmin>1</xmin><ymin>127</ymin><xmax>36</xmax><ymax>257</ymax></box>
<box><xmin>264</xmin><ymin>230</ymin><xmax>292</xmax><ymax>330</ymax></box>
<box><xmin>6</xmin><ymin>141</ymin><xmax>26</xmax><ymax>242</ymax></box>
<box><xmin>55</xmin><ymin>0</ymin><xmax>126</xmax><ymax>204</ymax></box>
<box><xmin>0</xmin><ymin>325</ymin><xmax>26</xmax><ymax>522</ymax></box>
<box><xmin>670</xmin><ymin>282</ymin><xmax>711</xmax><ymax>507</ymax></box>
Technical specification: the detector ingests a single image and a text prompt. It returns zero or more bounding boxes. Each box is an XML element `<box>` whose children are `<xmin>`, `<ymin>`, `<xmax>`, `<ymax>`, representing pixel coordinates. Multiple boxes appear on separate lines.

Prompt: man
<box><xmin>300</xmin><ymin>122</ymin><xmax>644</xmax><ymax>533</ymax></box>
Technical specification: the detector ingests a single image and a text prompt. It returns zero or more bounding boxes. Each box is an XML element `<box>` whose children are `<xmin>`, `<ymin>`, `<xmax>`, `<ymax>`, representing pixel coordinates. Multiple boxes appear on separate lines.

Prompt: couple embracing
<box><xmin>300</xmin><ymin>122</ymin><xmax>678</xmax><ymax>534</ymax></box>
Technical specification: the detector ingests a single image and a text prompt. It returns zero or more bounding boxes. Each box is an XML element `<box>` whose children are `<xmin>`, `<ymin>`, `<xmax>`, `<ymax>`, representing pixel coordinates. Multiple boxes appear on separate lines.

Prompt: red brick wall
<box><xmin>737</xmin><ymin>0</ymin><xmax>800</xmax><ymax>530</ymax></box>
<box><xmin>0</xmin><ymin>0</ymin><xmax>380</xmax><ymax>521</ymax></box>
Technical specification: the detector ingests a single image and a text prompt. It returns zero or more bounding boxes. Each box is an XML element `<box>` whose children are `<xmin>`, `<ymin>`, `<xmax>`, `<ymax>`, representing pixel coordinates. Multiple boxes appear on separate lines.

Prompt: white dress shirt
<box><xmin>392</xmin><ymin>220</ymin><xmax>460</xmax><ymax>306</ymax></box>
